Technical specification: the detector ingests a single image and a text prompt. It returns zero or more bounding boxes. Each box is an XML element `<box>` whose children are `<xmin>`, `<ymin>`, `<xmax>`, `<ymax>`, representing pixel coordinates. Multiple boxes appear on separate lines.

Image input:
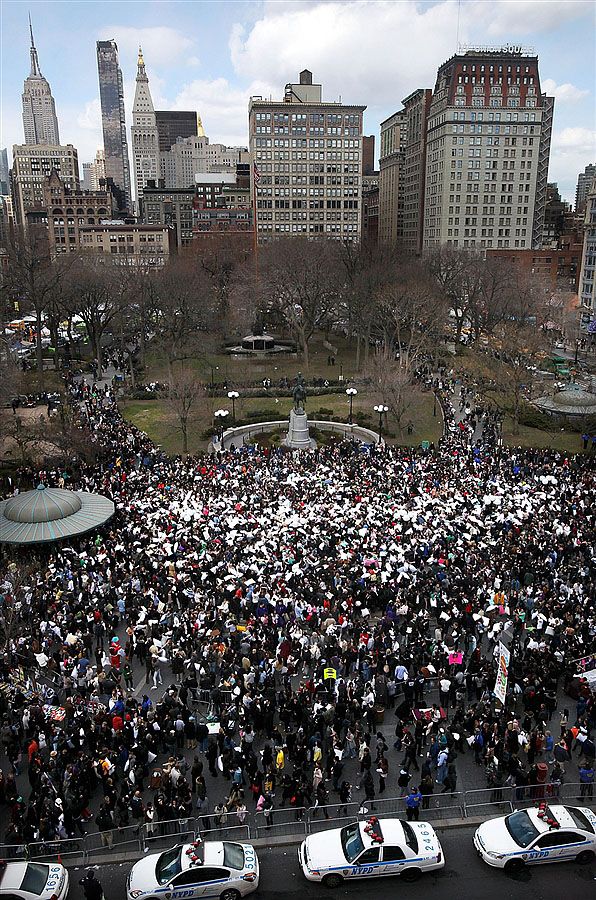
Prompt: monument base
<box><xmin>285</xmin><ymin>408</ymin><xmax>313</xmax><ymax>449</ymax></box>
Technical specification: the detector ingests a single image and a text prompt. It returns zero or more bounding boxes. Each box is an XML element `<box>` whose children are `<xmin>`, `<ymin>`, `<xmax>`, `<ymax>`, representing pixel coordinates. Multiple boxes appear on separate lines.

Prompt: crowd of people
<box><xmin>0</xmin><ymin>368</ymin><xmax>594</xmax><ymax>854</ymax></box>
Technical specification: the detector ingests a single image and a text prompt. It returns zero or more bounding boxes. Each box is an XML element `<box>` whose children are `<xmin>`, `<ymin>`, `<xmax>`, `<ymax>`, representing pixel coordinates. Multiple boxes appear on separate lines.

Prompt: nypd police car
<box><xmin>126</xmin><ymin>840</ymin><xmax>259</xmax><ymax>900</ymax></box>
<box><xmin>299</xmin><ymin>816</ymin><xmax>444</xmax><ymax>887</ymax></box>
<box><xmin>474</xmin><ymin>804</ymin><xmax>596</xmax><ymax>872</ymax></box>
<box><xmin>0</xmin><ymin>860</ymin><xmax>69</xmax><ymax>899</ymax></box>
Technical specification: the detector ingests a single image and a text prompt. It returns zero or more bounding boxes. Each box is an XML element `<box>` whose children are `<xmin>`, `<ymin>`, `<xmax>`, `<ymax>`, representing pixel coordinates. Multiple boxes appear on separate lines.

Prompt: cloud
<box><xmin>229</xmin><ymin>0</ymin><xmax>594</xmax><ymax>112</ymax></box>
<box><xmin>551</xmin><ymin>126</ymin><xmax>596</xmax><ymax>152</ymax></box>
<box><xmin>467</xmin><ymin>0</ymin><xmax>589</xmax><ymax>37</ymax></box>
<box><xmin>229</xmin><ymin>1</ymin><xmax>458</xmax><ymax>109</ymax></box>
<box><xmin>97</xmin><ymin>26</ymin><xmax>194</xmax><ymax>69</ymax></box>
<box><xmin>172</xmin><ymin>78</ymin><xmax>274</xmax><ymax>147</ymax></box>
<box><xmin>542</xmin><ymin>79</ymin><xmax>589</xmax><ymax>104</ymax></box>
<box><xmin>549</xmin><ymin>127</ymin><xmax>596</xmax><ymax>202</ymax></box>
<box><xmin>77</xmin><ymin>98</ymin><xmax>102</xmax><ymax>131</ymax></box>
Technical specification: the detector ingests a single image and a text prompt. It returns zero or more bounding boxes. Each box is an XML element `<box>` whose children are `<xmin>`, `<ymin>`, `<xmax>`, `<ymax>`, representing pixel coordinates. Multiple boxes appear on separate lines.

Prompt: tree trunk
<box><xmin>355</xmin><ymin>333</ymin><xmax>362</xmax><ymax>372</ymax></box>
<box><xmin>128</xmin><ymin>350</ymin><xmax>136</xmax><ymax>388</ymax></box>
<box><xmin>182</xmin><ymin>421</ymin><xmax>188</xmax><ymax>454</ymax></box>
<box><xmin>512</xmin><ymin>387</ymin><xmax>521</xmax><ymax>435</ymax></box>
<box><xmin>300</xmin><ymin>331</ymin><xmax>310</xmax><ymax>373</ymax></box>
<box><xmin>35</xmin><ymin>306</ymin><xmax>44</xmax><ymax>391</ymax></box>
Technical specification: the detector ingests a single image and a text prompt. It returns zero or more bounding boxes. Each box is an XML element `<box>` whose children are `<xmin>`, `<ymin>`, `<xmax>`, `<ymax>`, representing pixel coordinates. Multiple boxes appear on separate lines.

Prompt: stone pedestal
<box><xmin>285</xmin><ymin>408</ymin><xmax>312</xmax><ymax>449</ymax></box>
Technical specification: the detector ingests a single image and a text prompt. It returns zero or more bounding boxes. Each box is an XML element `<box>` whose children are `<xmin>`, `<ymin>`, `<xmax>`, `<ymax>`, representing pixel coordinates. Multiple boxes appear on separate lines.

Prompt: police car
<box><xmin>0</xmin><ymin>860</ymin><xmax>69</xmax><ymax>899</ymax></box>
<box><xmin>126</xmin><ymin>840</ymin><xmax>259</xmax><ymax>900</ymax></box>
<box><xmin>474</xmin><ymin>803</ymin><xmax>596</xmax><ymax>872</ymax></box>
<box><xmin>299</xmin><ymin>816</ymin><xmax>444</xmax><ymax>887</ymax></box>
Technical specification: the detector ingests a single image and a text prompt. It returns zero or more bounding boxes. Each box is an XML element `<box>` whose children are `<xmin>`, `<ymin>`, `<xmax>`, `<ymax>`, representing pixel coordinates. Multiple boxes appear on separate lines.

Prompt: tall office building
<box><xmin>378</xmin><ymin>111</ymin><xmax>406</xmax><ymax>246</ymax></box>
<box><xmin>156</xmin><ymin>111</ymin><xmax>202</xmax><ymax>153</ymax></box>
<box><xmin>576</xmin><ymin>164</ymin><xmax>596</xmax><ymax>215</ymax></box>
<box><xmin>249</xmin><ymin>70</ymin><xmax>365</xmax><ymax>241</ymax></box>
<box><xmin>12</xmin><ymin>143</ymin><xmax>79</xmax><ymax>225</ymax></box>
<box><xmin>422</xmin><ymin>49</ymin><xmax>554</xmax><ymax>250</ymax></box>
<box><xmin>131</xmin><ymin>47</ymin><xmax>159</xmax><ymax>206</ymax></box>
<box><xmin>0</xmin><ymin>148</ymin><xmax>9</xmax><ymax>195</ymax></box>
<box><xmin>97</xmin><ymin>40</ymin><xmax>131</xmax><ymax>212</ymax></box>
<box><xmin>401</xmin><ymin>89</ymin><xmax>432</xmax><ymax>253</ymax></box>
<box><xmin>578</xmin><ymin>176</ymin><xmax>596</xmax><ymax>332</ymax></box>
<box><xmin>21</xmin><ymin>16</ymin><xmax>60</xmax><ymax>146</ymax></box>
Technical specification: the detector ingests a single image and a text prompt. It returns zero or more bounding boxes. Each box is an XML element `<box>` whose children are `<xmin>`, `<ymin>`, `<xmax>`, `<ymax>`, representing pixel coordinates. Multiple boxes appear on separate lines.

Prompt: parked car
<box><xmin>0</xmin><ymin>860</ymin><xmax>69</xmax><ymax>899</ymax></box>
<box><xmin>126</xmin><ymin>840</ymin><xmax>259</xmax><ymax>900</ymax></box>
<box><xmin>299</xmin><ymin>816</ymin><xmax>444</xmax><ymax>887</ymax></box>
<box><xmin>474</xmin><ymin>804</ymin><xmax>596</xmax><ymax>872</ymax></box>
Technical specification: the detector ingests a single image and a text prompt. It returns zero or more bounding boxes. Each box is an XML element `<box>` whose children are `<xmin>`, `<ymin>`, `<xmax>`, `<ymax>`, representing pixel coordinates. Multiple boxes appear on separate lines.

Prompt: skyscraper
<box><xmin>97</xmin><ymin>40</ymin><xmax>131</xmax><ymax>212</ymax></box>
<box><xmin>249</xmin><ymin>70</ymin><xmax>365</xmax><ymax>241</ymax></box>
<box><xmin>155</xmin><ymin>111</ymin><xmax>202</xmax><ymax>153</ymax></box>
<box><xmin>379</xmin><ymin>110</ymin><xmax>406</xmax><ymax>246</ymax></box>
<box><xmin>21</xmin><ymin>16</ymin><xmax>60</xmax><ymax>146</ymax></box>
<box><xmin>422</xmin><ymin>49</ymin><xmax>554</xmax><ymax>250</ymax></box>
<box><xmin>575</xmin><ymin>164</ymin><xmax>596</xmax><ymax>215</ymax></box>
<box><xmin>0</xmin><ymin>148</ymin><xmax>9</xmax><ymax>195</ymax></box>
<box><xmin>131</xmin><ymin>47</ymin><xmax>159</xmax><ymax>206</ymax></box>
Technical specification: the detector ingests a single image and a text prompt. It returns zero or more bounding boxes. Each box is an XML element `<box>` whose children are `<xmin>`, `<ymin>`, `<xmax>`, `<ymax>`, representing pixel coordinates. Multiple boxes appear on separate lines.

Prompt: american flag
<box><xmin>253</xmin><ymin>161</ymin><xmax>261</xmax><ymax>185</ymax></box>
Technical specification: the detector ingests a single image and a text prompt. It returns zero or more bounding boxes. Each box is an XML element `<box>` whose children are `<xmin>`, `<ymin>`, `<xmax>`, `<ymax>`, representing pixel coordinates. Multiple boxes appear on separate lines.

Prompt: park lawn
<box><xmin>502</xmin><ymin>418</ymin><xmax>587</xmax><ymax>454</ymax></box>
<box><xmin>143</xmin><ymin>332</ymin><xmax>365</xmax><ymax>386</ymax></box>
<box><xmin>120</xmin><ymin>384</ymin><xmax>442</xmax><ymax>456</ymax></box>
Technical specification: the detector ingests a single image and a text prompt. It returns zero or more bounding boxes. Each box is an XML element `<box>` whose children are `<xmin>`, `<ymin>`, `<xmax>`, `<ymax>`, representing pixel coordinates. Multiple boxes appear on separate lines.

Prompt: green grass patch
<box><xmin>120</xmin><ymin>383</ymin><xmax>442</xmax><ymax>455</ymax></box>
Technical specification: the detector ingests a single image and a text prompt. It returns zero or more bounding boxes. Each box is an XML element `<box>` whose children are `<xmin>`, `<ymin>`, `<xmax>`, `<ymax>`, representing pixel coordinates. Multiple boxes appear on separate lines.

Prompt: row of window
<box><xmin>254</xmin><ymin>113</ymin><xmax>359</xmax><ymax>125</ymax></box>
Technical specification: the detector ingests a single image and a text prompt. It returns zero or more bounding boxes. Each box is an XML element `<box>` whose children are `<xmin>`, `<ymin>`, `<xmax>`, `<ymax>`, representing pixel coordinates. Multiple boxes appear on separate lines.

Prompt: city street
<box><xmin>66</xmin><ymin>826</ymin><xmax>596</xmax><ymax>899</ymax></box>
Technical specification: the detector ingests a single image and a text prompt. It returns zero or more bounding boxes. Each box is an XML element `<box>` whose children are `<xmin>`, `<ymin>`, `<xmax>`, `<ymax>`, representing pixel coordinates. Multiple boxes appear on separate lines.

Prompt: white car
<box><xmin>474</xmin><ymin>804</ymin><xmax>596</xmax><ymax>872</ymax></box>
<box><xmin>126</xmin><ymin>840</ymin><xmax>259</xmax><ymax>900</ymax></box>
<box><xmin>299</xmin><ymin>816</ymin><xmax>444</xmax><ymax>887</ymax></box>
<box><xmin>0</xmin><ymin>860</ymin><xmax>69</xmax><ymax>899</ymax></box>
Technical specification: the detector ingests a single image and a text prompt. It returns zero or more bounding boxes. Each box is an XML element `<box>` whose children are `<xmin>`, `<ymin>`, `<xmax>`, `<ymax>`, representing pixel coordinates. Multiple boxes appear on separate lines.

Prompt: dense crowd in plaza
<box><xmin>0</xmin><ymin>371</ymin><xmax>594</xmax><ymax>852</ymax></box>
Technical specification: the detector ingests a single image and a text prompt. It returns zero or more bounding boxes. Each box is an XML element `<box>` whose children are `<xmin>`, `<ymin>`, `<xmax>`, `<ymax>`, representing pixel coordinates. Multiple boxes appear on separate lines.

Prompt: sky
<box><xmin>1</xmin><ymin>0</ymin><xmax>595</xmax><ymax>203</ymax></box>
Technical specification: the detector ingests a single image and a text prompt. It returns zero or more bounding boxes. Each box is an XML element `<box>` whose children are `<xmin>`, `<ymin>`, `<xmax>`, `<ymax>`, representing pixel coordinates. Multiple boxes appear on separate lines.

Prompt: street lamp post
<box><xmin>214</xmin><ymin>408</ymin><xmax>229</xmax><ymax>446</ymax></box>
<box><xmin>210</xmin><ymin>365</ymin><xmax>219</xmax><ymax>390</ymax></box>
<box><xmin>346</xmin><ymin>387</ymin><xmax>358</xmax><ymax>424</ymax></box>
<box><xmin>373</xmin><ymin>404</ymin><xmax>388</xmax><ymax>445</ymax></box>
<box><xmin>227</xmin><ymin>390</ymin><xmax>239</xmax><ymax>426</ymax></box>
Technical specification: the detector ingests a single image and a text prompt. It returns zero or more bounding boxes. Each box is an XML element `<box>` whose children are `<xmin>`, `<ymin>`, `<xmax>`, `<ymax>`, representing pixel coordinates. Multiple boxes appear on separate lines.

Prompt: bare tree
<box><xmin>1</xmin><ymin>226</ymin><xmax>67</xmax><ymax>389</ymax></box>
<box><xmin>366</xmin><ymin>259</ymin><xmax>444</xmax><ymax>433</ymax></box>
<box><xmin>149</xmin><ymin>258</ymin><xmax>219</xmax><ymax>384</ymax></box>
<box><xmin>468</xmin><ymin>271</ymin><xmax>550</xmax><ymax>434</ymax></box>
<box><xmin>166</xmin><ymin>368</ymin><xmax>206</xmax><ymax>454</ymax></box>
<box><xmin>67</xmin><ymin>256</ymin><xmax>121</xmax><ymax>376</ymax></box>
<box><xmin>258</xmin><ymin>238</ymin><xmax>342</xmax><ymax>372</ymax></box>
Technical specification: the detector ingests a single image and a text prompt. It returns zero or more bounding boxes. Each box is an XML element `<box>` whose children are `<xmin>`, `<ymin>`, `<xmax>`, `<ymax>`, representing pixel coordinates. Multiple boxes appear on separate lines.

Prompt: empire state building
<box><xmin>21</xmin><ymin>16</ymin><xmax>60</xmax><ymax>145</ymax></box>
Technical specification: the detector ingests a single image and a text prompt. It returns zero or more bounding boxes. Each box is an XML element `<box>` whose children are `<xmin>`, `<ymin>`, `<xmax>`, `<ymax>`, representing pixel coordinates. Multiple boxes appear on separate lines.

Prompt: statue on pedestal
<box><xmin>292</xmin><ymin>372</ymin><xmax>307</xmax><ymax>412</ymax></box>
<box><xmin>286</xmin><ymin>372</ymin><xmax>312</xmax><ymax>449</ymax></box>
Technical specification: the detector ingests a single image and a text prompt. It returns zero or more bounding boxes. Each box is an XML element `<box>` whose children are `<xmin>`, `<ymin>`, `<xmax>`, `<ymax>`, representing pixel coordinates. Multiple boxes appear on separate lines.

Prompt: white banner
<box><xmin>494</xmin><ymin>641</ymin><xmax>510</xmax><ymax>705</ymax></box>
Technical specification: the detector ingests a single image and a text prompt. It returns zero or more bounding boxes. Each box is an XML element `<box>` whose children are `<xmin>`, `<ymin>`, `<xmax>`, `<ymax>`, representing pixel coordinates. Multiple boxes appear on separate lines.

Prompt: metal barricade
<box><xmin>85</xmin><ymin>823</ymin><xmax>142</xmax><ymax>860</ymax></box>
<box><xmin>254</xmin><ymin>808</ymin><xmax>308</xmax><ymax>839</ymax></box>
<box><xmin>308</xmin><ymin>814</ymin><xmax>357</xmax><ymax>835</ymax></box>
<box><xmin>0</xmin><ymin>842</ymin><xmax>28</xmax><ymax>860</ymax></box>
<box><xmin>463</xmin><ymin>786</ymin><xmax>514</xmax><ymax>817</ymax></box>
<box><xmin>27</xmin><ymin>835</ymin><xmax>87</xmax><ymax>866</ymax></box>
<box><xmin>196</xmin><ymin>817</ymin><xmax>251</xmax><ymax>842</ymax></box>
<box><xmin>142</xmin><ymin>817</ymin><xmax>197</xmax><ymax>852</ymax></box>
<box><xmin>308</xmin><ymin>800</ymin><xmax>361</xmax><ymax>823</ymax></box>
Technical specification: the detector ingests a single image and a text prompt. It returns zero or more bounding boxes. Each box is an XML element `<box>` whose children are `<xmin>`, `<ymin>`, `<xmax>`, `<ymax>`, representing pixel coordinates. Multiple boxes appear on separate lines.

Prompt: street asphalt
<box><xmin>65</xmin><ymin>825</ymin><xmax>596</xmax><ymax>899</ymax></box>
